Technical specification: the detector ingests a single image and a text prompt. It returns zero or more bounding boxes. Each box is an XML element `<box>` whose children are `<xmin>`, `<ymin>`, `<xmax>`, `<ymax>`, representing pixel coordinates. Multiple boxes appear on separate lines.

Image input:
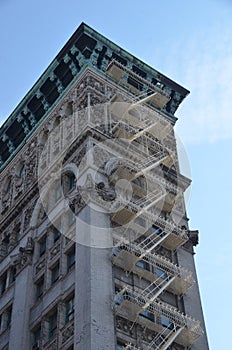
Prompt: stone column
<box><xmin>8</xmin><ymin>238</ymin><xmax>34</xmax><ymax>350</ymax></box>
<box><xmin>74</xmin><ymin>204</ymin><xmax>115</xmax><ymax>350</ymax></box>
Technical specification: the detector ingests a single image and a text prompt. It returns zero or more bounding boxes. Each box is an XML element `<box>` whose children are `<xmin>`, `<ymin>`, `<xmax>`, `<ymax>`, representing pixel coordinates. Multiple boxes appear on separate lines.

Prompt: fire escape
<box><xmin>106</xmin><ymin>59</ymin><xmax>204</xmax><ymax>349</ymax></box>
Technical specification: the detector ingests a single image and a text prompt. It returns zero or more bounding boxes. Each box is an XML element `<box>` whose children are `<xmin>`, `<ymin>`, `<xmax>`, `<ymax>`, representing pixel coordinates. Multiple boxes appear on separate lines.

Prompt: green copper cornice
<box><xmin>0</xmin><ymin>22</ymin><xmax>189</xmax><ymax>172</ymax></box>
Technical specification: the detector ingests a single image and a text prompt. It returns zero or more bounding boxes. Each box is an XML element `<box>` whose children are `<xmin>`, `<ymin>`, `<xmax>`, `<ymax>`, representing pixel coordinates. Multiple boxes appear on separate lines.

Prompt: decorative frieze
<box><xmin>61</xmin><ymin>320</ymin><xmax>74</xmax><ymax>344</ymax></box>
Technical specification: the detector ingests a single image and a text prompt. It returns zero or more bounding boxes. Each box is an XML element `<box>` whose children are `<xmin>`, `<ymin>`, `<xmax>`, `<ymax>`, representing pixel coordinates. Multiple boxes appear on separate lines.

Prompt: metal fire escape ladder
<box><xmin>145</xmin><ymin>324</ymin><xmax>184</xmax><ymax>350</ymax></box>
<box><xmin>115</xmin><ymin>288</ymin><xmax>184</xmax><ymax>350</ymax></box>
<box><xmin>132</xmin><ymin>152</ymin><xmax>171</xmax><ymax>178</ymax></box>
<box><xmin>133</xmin><ymin>188</ymin><xmax>166</xmax><ymax>213</ymax></box>
<box><xmin>141</xmin><ymin>274</ymin><xmax>176</xmax><ymax>307</ymax></box>
<box><xmin>124</xmin><ymin>325</ymin><xmax>183</xmax><ymax>350</ymax></box>
<box><xmin>137</xmin><ymin>230</ymin><xmax>169</xmax><ymax>254</ymax></box>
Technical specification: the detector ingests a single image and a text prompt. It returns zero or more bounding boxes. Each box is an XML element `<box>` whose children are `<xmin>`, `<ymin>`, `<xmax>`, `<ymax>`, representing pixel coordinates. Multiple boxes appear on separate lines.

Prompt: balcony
<box><xmin>110</xmin><ymin>187</ymin><xmax>166</xmax><ymax>226</ymax></box>
<box><xmin>111</xmin><ymin>208</ymin><xmax>188</xmax><ymax>251</ymax></box>
<box><xmin>106</xmin><ymin>59</ymin><xmax>170</xmax><ymax>109</ymax></box>
<box><xmin>113</xmin><ymin>241</ymin><xmax>194</xmax><ymax>295</ymax></box>
<box><xmin>125</xmin><ymin>323</ymin><xmax>183</xmax><ymax>350</ymax></box>
<box><xmin>115</xmin><ymin>288</ymin><xmax>203</xmax><ymax>347</ymax></box>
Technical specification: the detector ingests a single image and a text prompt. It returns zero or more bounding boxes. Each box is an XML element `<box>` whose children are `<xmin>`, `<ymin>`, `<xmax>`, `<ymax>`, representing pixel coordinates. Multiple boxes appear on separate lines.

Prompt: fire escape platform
<box><xmin>115</xmin><ymin>293</ymin><xmax>203</xmax><ymax>347</ymax></box>
<box><xmin>113</xmin><ymin>248</ymin><xmax>193</xmax><ymax>295</ymax></box>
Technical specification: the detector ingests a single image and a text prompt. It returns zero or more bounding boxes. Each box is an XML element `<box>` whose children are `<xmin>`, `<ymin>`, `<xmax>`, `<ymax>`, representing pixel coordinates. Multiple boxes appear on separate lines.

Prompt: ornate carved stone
<box><xmin>35</xmin><ymin>257</ymin><xmax>46</xmax><ymax>275</ymax></box>
<box><xmin>96</xmin><ymin>182</ymin><xmax>116</xmax><ymax>201</ymax></box>
<box><xmin>116</xmin><ymin>316</ymin><xmax>136</xmax><ymax>337</ymax></box>
<box><xmin>67</xmin><ymin>191</ymin><xmax>86</xmax><ymax>215</ymax></box>
<box><xmin>11</xmin><ymin>237</ymin><xmax>34</xmax><ymax>274</ymax></box>
<box><xmin>50</xmin><ymin>243</ymin><xmax>61</xmax><ymax>260</ymax></box>
<box><xmin>61</xmin><ymin>320</ymin><xmax>74</xmax><ymax>343</ymax></box>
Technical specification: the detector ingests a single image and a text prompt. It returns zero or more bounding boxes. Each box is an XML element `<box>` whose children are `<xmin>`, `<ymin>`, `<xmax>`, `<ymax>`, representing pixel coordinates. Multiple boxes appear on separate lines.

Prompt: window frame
<box><xmin>48</xmin><ymin>310</ymin><xmax>57</xmax><ymax>339</ymax></box>
<box><xmin>65</xmin><ymin>295</ymin><xmax>75</xmax><ymax>323</ymax></box>
<box><xmin>35</xmin><ymin>275</ymin><xmax>44</xmax><ymax>300</ymax></box>
<box><xmin>39</xmin><ymin>235</ymin><xmax>47</xmax><ymax>257</ymax></box>
<box><xmin>67</xmin><ymin>246</ymin><xmax>76</xmax><ymax>273</ymax></box>
<box><xmin>51</xmin><ymin>262</ymin><xmax>60</xmax><ymax>285</ymax></box>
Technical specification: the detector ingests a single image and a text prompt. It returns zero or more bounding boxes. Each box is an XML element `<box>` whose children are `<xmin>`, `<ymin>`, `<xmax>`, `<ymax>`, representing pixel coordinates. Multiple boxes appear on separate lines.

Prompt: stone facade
<box><xmin>0</xmin><ymin>23</ymin><xmax>209</xmax><ymax>350</ymax></box>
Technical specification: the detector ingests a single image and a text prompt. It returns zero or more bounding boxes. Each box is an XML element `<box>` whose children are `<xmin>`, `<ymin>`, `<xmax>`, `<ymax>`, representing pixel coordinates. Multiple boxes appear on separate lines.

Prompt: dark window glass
<box><xmin>39</xmin><ymin>236</ymin><xmax>47</xmax><ymax>257</ymax></box>
<box><xmin>0</xmin><ymin>273</ymin><xmax>7</xmax><ymax>295</ymax></box>
<box><xmin>156</xmin><ymin>268</ymin><xmax>168</xmax><ymax>279</ymax></box>
<box><xmin>48</xmin><ymin>311</ymin><xmax>57</xmax><ymax>339</ymax></box>
<box><xmin>32</xmin><ymin>324</ymin><xmax>41</xmax><ymax>347</ymax></box>
<box><xmin>140</xmin><ymin>309</ymin><xmax>154</xmax><ymax>321</ymax></box>
<box><xmin>135</xmin><ymin>260</ymin><xmax>150</xmax><ymax>271</ymax></box>
<box><xmin>36</xmin><ymin>276</ymin><xmax>44</xmax><ymax>300</ymax></box>
<box><xmin>65</xmin><ymin>296</ymin><xmax>75</xmax><ymax>323</ymax></box>
<box><xmin>67</xmin><ymin>247</ymin><xmax>75</xmax><ymax>272</ymax></box>
<box><xmin>6</xmin><ymin>306</ymin><xmax>12</xmax><ymax>328</ymax></box>
<box><xmin>51</xmin><ymin>263</ymin><xmax>60</xmax><ymax>284</ymax></box>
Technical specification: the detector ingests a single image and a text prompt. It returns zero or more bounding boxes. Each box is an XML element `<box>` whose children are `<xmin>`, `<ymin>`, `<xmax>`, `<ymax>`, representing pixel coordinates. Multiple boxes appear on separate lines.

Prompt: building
<box><xmin>0</xmin><ymin>23</ymin><xmax>209</xmax><ymax>350</ymax></box>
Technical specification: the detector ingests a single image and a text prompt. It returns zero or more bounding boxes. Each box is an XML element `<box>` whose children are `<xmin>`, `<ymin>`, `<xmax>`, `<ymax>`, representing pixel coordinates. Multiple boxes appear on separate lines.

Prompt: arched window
<box><xmin>62</xmin><ymin>172</ymin><xmax>76</xmax><ymax>195</ymax></box>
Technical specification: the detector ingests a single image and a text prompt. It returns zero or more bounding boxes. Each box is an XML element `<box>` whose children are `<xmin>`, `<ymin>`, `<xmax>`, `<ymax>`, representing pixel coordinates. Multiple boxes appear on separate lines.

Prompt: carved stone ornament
<box><xmin>66</xmin><ymin>173</ymin><xmax>116</xmax><ymax>215</ymax></box>
<box><xmin>96</xmin><ymin>181</ymin><xmax>116</xmax><ymax>201</ymax></box>
<box><xmin>11</xmin><ymin>237</ymin><xmax>34</xmax><ymax>274</ymax></box>
<box><xmin>62</xmin><ymin>320</ymin><xmax>74</xmax><ymax>343</ymax></box>
<box><xmin>188</xmin><ymin>229</ymin><xmax>199</xmax><ymax>246</ymax></box>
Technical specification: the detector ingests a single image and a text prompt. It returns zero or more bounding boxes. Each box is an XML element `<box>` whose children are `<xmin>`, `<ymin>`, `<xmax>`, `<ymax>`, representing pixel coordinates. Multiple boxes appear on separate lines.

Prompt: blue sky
<box><xmin>1</xmin><ymin>1</ymin><xmax>232</xmax><ymax>348</ymax></box>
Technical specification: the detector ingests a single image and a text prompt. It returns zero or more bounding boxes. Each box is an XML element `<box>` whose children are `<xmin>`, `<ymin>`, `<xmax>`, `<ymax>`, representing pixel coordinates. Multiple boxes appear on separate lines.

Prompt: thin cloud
<box><xmin>175</xmin><ymin>27</ymin><xmax>232</xmax><ymax>144</ymax></box>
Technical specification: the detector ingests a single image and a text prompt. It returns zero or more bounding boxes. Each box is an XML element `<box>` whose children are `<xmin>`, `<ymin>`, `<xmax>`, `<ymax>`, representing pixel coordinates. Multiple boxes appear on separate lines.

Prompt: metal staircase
<box><xmin>115</xmin><ymin>288</ymin><xmax>203</xmax><ymax>348</ymax></box>
<box><xmin>104</xmin><ymin>72</ymin><xmax>203</xmax><ymax>349</ymax></box>
<box><xmin>125</xmin><ymin>324</ymin><xmax>183</xmax><ymax>350</ymax></box>
<box><xmin>146</xmin><ymin>325</ymin><xmax>183</xmax><ymax>350</ymax></box>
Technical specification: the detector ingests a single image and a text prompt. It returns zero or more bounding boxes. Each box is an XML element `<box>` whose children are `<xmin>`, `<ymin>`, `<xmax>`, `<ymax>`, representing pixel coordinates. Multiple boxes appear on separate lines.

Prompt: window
<box><xmin>35</xmin><ymin>276</ymin><xmax>44</xmax><ymax>300</ymax></box>
<box><xmin>115</xmin><ymin>287</ymin><xmax>124</xmax><ymax>305</ymax></box>
<box><xmin>65</xmin><ymin>295</ymin><xmax>75</xmax><ymax>323</ymax></box>
<box><xmin>51</xmin><ymin>263</ymin><xmax>60</xmax><ymax>284</ymax></box>
<box><xmin>62</xmin><ymin>172</ymin><xmax>75</xmax><ymax>194</ymax></box>
<box><xmin>10</xmin><ymin>267</ymin><xmax>16</xmax><ymax>284</ymax></box>
<box><xmin>6</xmin><ymin>305</ymin><xmax>12</xmax><ymax>328</ymax></box>
<box><xmin>40</xmin><ymin>195</ymin><xmax>49</xmax><ymax>221</ymax></box>
<box><xmin>2</xmin><ymin>236</ymin><xmax>10</xmax><ymax>256</ymax></box>
<box><xmin>68</xmin><ymin>173</ymin><xmax>75</xmax><ymax>191</ymax></box>
<box><xmin>113</xmin><ymin>246</ymin><xmax>121</xmax><ymax>256</ymax></box>
<box><xmin>151</xmin><ymin>225</ymin><xmax>162</xmax><ymax>235</ymax></box>
<box><xmin>156</xmin><ymin>268</ymin><xmax>168</xmax><ymax>280</ymax></box>
<box><xmin>67</xmin><ymin>246</ymin><xmax>75</xmax><ymax>272</ymax></box>
<box><xmin>32</xmin><ymin>324</ymin><xmax>41</xmax><ymax>348</ymax></box>
<box><xmin>54</xmin><ymin>181</ymin><xmax>62</xmax><ymax>202</ymax></box>
<box><xmin>135</xmin><ymin>260</ymin><xmax>150</xmax><ymax>271</ymax></box>
<box><xmin>161</xmin><ymin>315</ymin><xmax>174</xmax><ymax>330</ymax></box>
<box><xmin>53</xmin><ymin>227</ymin><xmax>61</xmax><ymax>243</ymax></box>
<box><xmin>48</xmin><ymin>310</ymin><xmax>57</xmax><ymax>339</ymax></box>
<box><xmin>39</xmin><ymin>236</ymin><xmax>47</xmax><ymax>257</ymax></box>
<box><xmin>140</xmin><ymin>309</ymin><xmax>154</xmax><ymax>322</ymax></box>
<box><xmin>0</xmin><ymin>272</ymin><xmax>7</xmax><ymax>296</ymax></box>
